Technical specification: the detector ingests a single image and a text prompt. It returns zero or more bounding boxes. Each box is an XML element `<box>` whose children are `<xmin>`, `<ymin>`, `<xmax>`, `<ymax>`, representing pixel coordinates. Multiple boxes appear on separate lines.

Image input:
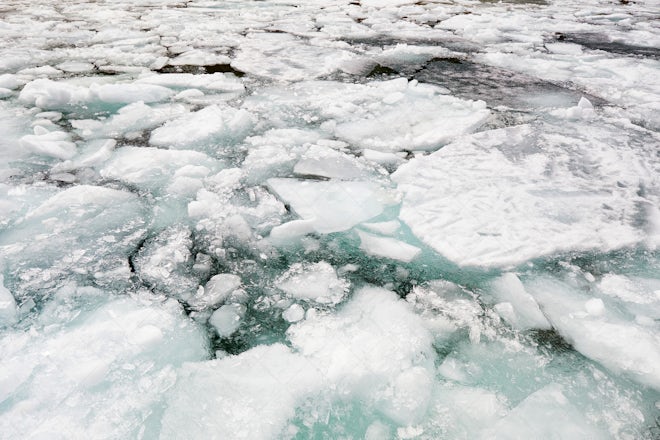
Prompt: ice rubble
<box><xmin>162</xmin><ymin>287</ymin><xmax>436</xmax><ymax>439</ymax></box>
<box><xmin>0</xmin><ymin>185</ymin><xmax>147</xmax><ymax>297</ymax></box>
<box><xmin>0</xmin><ymin>288</ymin><xmax>207</xmax><ymax>440</ymax></box>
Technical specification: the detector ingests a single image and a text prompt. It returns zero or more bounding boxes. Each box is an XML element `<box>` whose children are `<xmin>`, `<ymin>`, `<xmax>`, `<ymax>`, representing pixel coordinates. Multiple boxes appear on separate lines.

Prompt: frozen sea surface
<box><xmin>0</xmin><ymin>0</ymin><xmax>659</xmax><ymax>439</ymax></box>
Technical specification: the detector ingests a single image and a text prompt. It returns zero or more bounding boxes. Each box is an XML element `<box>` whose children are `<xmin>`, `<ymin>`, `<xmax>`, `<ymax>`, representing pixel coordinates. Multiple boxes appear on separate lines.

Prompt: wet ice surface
<box><xmin>0</xmin><ymin>0</ymin><xmax>659</xmax><ymax>439</ymax></box>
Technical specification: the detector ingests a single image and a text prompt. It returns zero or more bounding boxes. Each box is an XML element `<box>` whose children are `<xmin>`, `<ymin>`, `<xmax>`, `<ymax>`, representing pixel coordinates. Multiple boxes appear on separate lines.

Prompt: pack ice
<box><xmin>0</xmin><ymin>0</ymin><xmax>659</xmax><ymax>439</ymax></box>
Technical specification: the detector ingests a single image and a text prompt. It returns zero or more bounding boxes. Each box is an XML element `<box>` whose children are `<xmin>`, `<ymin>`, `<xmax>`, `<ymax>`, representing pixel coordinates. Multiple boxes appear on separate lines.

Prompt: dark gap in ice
<box><xmin>529</xmin><ymin>329</ymin><xmax>573</xmax><ymax>353</ymax></box>
<box><xmin>155</xmin><ymin>63</ymin><xmax>246</xmax><ymax>77</ymax></box>
<box><xmin>366</xmin><ymin>64</ymin><xmax>399</xmax><ymax>77</ymax></box>
<box><xmin>555</xmin><ymin>33</ymin><xmax>660</xmax><ymax>59</ymax></box>
<box><xmin>415</xmin><ymin>58</ymin><xmax>606</xmax><ymax>110</ymax></box>
<box><xmin>340</xmin><ymin>37</ymin><xmax>480</xmax><ymax>54</ymax></box>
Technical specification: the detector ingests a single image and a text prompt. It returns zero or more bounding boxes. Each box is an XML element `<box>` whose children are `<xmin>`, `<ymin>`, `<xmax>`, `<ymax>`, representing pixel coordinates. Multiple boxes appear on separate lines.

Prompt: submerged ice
<box><xmin>0</xmin><ymin>0</ymin><xmax>659</xmax><ymax>439</ymax></box>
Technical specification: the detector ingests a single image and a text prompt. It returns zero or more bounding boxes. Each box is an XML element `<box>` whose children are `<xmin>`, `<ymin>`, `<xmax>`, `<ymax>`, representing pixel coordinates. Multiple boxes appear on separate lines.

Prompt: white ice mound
<box><xmin>149</xmin><ymin>104</ymin><xmax>254</xmax><ymax>149</ymax></box>
<box><xmin>244</xmin><ymin>78</ymin><xmax>490</xmax><ymax>152</ymax></box>
<box><xmin>20</xmin><ymin>125</ymin><xmax>77</xmax><ymax>160</ymax></box>
<box><xmin>275</xmin><ymin>261</ymin><xmax>349</xmax><ymax>306</ymax></box>
<box><xmin>19</xmin><ymin>78</ymin><xmax>174</xmax><ymax>110</ymax></box>
<box><xmin>267</xmin><ymin>178</ymin><xmax>397</xmax><ymax>237</ymax></box>
<box><xmin>525</xmin><ymin>276</ymin><xmax>660</xmax><ymax>391</ymax></box>
<box><xmin>393</xmin><ymin>123</ymin><xmax>656</xmax><ymax>267</ymax></box>
<box><xmin>0</xmin><ymin>292</ymin><xmax>207</xmax><ymax>439</ymax></box>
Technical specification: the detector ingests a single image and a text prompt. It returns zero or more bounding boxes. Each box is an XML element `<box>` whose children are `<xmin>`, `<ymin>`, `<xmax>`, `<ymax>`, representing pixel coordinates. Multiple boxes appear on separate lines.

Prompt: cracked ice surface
<box><xmin>0</xmin><ymin>0</ymin><xmax>659</xmax><ymax>439</ymax></box>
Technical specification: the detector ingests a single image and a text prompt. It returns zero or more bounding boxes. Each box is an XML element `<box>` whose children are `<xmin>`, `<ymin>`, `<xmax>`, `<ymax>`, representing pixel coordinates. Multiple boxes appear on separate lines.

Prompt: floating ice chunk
<box><xmin>19</xmin><ymin>78</ymin><xmax>173</xmax><ymax>110</ymax></box>
<box><xmin>136</xmin><ymin>73</ymin><xmax>245</xmax><ymax>93</ymax></box>
<box><xmin>365</xmin><ymin>421</ymin><xmax>392</xmax><ymax>440</ymax></box>
<box><xmin>100</xmin><ymin>146</ymin><xmax>215</xmax><ymax>193</ymax></box>
<box><xmin>168</xmin><ymin>49</ymin><xmax>231</xmax><ymax>67</ymax></box>
<box><xmin>72</xmin><ymin>102</ymin><xmax>189</xmax><ymax>140</ymax></box>
<box><xmin>232</xmin><ymin>32</ymin><xmax>351</xmax><ymax>81</ymax></box>
<box><xmin>361</xmin><ymin>220</ymin><xmax>401</xmax><ymax>235</ymax></box>
<box><xmin>0</xmin><ymin>88</ymin><xmax>11</xmax><ymax>98</ymax></box>
<box><xmin>276</xmin><ymin>262</ymin><xmax>349</xmax><ymax>306</ymax></box>
<box><xmin>0</xmin><ymin>74</ymin><xmax>24</xmax><ymax>90</ymax></box>
<box><xmin>20</xmin><ymin>125</ymin><xmax>76</xmax><ymax>160</ymax></box>
<box><xmin>149</xmin><ymin>104</ymin><xmax>254</xmax><ymax>149</ymax></box>
<box><xmin>53</xmin><ymin>138</ymin><xmax>116</xmax><ymax>172</ymax></box>
<box><xmin>91</xmin><ymin>83</ymin><xmax>173</xmax><ymax>104</ymax></box>
<box><xmin>267</xmin><ymin>178</ymin><xmax>396</xmax><ymax>235</ymax></box>
<box><xmin>357</xmin><ymin>230</ymin><xmax>421</xmax><ymax>263</ymax></box>
<box><xmin>0</xmin><ymin>295</ymin><xmax>207</xmax><ymax>439</ymax></box>
<box><xmin>362</xmin><ymin>148</ymin><xmax>406</xmax><ymax>168</ymax></box>
<box><xmin>0</xmin><ymin>275</ymin><xmax>17</xmax><ymax>326</ymax></box>
<box><xmin>190</xmin><ymin>273</ymin><xmax>242</xmax><ymax>310</ymax></box>
<box><xmin>56</xmin><ymin>61</ymin><xmax>95</xmax><ymax>73</ymax></box>
<box><xmin>244</xmin><ymin>79</ymin><xmax>489</xmax><ymax>152</ymax></box>
<box><xmin>481</xmin><ymin>384</ymin><xmax>606</xmax><ymax>439</ymax></box>
<box><xmin>242</xmin><ymin>129</ymin><xmax>324</xmax><ymax>183</ymax></box>
<box><xmin>293</xmin><ymin>144</ymin><xmax>371</xmax><ymax>180</ymax></box>
<box><xmin>282</xmin><ymin>304</ymin><xmax>305</xmax><ymax>323</ymax></box>
<box><xmin>526</xmin><ymin>276</ymin><xmax>660</xmax><ymax>391</ymax></box>
<box><xmin>289</xmin><ymin>286</ymin><xmax>436</xmax><ymax>426</ymax></box>
<box><xmin>407</xmin><ymin>281</ymin><xmax>486</xmax><ymax>344</ymax></box>
<box><xmin>551</xmin><ymin>96</ymin><xmax>596</xmax><ymax>120</ymax></box>
<box><xmin>210</xmin><ymin>304</ymin><xmax>246</xmax><ymax>337</ymax></box>
<box><xmin>393</xmin><ymin>123</ymin><xmax>653</xmax><ymax>267</ymax></box>
<box><xmin>489</xmin><ymin>273</ymin><xmax>551</xmax><ymax>330</ymax></box>
<box><xmin>598</xmin><ymin>274</ymin><xmax>660</xmax><ymax>306</ymax></box>
<box><xmin>544</xmin><ymin>42</ymin><xmax>583</xmax><ymax>55</ymax></box>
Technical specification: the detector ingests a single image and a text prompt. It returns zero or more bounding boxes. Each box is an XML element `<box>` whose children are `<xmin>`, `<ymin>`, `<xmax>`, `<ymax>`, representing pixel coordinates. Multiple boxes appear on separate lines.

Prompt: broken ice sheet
<box><xmin>393</xmin><ymin>119</ymin><xmax>659</xmax><ymax>268</ymax></box>
<box><xmin>243</xmin><ymin>78</ymin><xmax>490</xmax><ymax>153</ymax></box>
<box><xmin>0</xmin><ymin>185</ymin><xmax>148</xmax><ymax>298</ymax></box>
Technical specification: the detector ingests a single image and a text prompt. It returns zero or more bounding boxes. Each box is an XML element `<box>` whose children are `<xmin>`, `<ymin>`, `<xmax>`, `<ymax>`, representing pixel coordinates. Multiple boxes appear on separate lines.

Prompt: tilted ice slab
<box><xmin>19</xmin><ymin>78</ymin><xmax>174</xmax><ymax>111</ymax></box>
<box><xmin>161</xmin><ymin>287</ymin><xmax>435</xmax><ymax>439</ymax></box>
<box><xmin>149</xmin><ymin>104</ymin><xmax>254</xmax><ymax>150</ymax></box>
<box><xmin>243</xmin><ymin>78</ymin><xmax>490</xmax><ymax>153</ymax></box>
<box><xmin>267</xmin><ymin>177</ymin><xmax>397</xmax><ymax>238</ymax></box>
<box><xmin>393</xmin><ymin>122</ymin><xmax>658</xmax><ymax>268</ymax></box>
<box><xmin>480</xmin><ymin>384</ymin><xmax>606</xmax><ymax>439</ymax></box>
<box><xmin>135</xmin><ymin>73</ymin><xmax>245</xmax><ymax>94</ymax></box>
<box><xmin>525</xmin><ymin>275</ymin><xmax>660</xmax><ymax>392</ymax></box>
<box><xmin>0</xmin><ymin>289</ymin><xmax>207</xmax><ymax>439</ymax></box>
